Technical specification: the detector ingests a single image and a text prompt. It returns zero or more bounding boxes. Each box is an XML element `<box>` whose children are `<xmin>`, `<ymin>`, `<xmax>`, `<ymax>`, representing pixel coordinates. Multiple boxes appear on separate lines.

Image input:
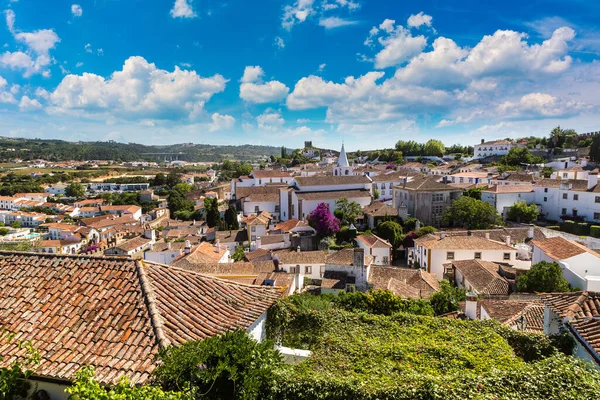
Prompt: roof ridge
<box><xmin>135</xmin><ymin>260</ymin><xmax>171</xmax><ymax>349</ymax></box>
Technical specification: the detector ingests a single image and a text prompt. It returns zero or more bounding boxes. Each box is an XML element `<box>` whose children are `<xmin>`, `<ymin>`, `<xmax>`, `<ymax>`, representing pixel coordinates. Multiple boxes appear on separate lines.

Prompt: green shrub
<box><xmin>560</xmin><ymin>220</ymin><xmax>576</xmax><ymax>234</ymax></box>
<box><xmin>590</xmin><ymin>225</ymin><xmax>600</xmax><ymax>238</ymax></box>
<box><xmin>334</xmin><ymin>290</ymin><xmax>434</xmax><ymax>317</ymax></box>
<box><xmin>576</xmin><ymin>222</ymin><xmax>590</xmax><ymax>236</ymax></box>
<box><xmin>547</xmin><ymin>225</ymin><xmax>560</xmax><ymax>231</ymax></box>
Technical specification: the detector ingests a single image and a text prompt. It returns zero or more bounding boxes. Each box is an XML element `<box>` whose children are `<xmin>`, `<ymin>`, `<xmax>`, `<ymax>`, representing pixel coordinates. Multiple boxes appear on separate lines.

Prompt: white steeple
<box><xmin>337</xmin><ymin>143</ymin><xmax>349</xmax><ymax>167</ymax></box>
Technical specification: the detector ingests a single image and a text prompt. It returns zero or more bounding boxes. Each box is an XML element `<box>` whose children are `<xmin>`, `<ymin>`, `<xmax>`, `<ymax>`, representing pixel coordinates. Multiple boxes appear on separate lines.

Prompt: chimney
<box><xmin>527</xmin><ymin>225</ymin><xmax>534</xmax><ymax>240</ymax></box>
<box><xmin>144</xmin><ymin>228</ymin><xmax>156</xmax><ymax>241</ymax></box>
<box><xmin>440</xmin><ymin>231</ymin><xmax>446</xmax><ymax>239</ymax></box>
<box><xmin>465</xmin><ymin>292</ymin><xmax>478</xmax><ymax>320</ymax></box>
<box><xmin>481</xmin><ymin>139</ymin><xmax>485</xmax><ymax>144</ymax></box>
<box><xmin>485</xmin><ymin>232</ymin><xmax>490</xmax><ymax>240</ymax></box>
<box><xmin>296</xmin><ymin>245</ymin><xmax>301</xmax><ymax>253</ymax></box>
<box><xmin>256</xmin><ymin>236</ymin><xmax>262</xmax><ymax>249</ymax></box>
<box><xmin>415</xmin><ymin>220</ymin><xmax>421</xmax><ymax>231</ymax></box>
<box><xmin>353</xmin><ymin>247</ymin><xmax>365</xmax><ymax>268</ymax></box>
<box><xmin>184</xmin><ymin>240</ymin><xmax>191</xmax><ymax>254</ymax></box>
<box><xmin>467</xmin><ymin>230</ymin><xmax>472</xmax><ymax>236</ymax></box>
<box><xmin>505</xmin><ymin>235</ymin><xmax>511</xmax><ymax>247</ymax></box>
<box><xmin>581</xmin><ymin>158</ymin><xmax>588</xmax><ymax>168</ymax></box>
<box><xmin>588</xmin><ymin>172</ymin><xmax>598</xmax><ymax>190</ymax></box>
<box><xmin>167</xmin><ymin>242</ymin><xmax>172</xmax><ymax>250</ymax></box>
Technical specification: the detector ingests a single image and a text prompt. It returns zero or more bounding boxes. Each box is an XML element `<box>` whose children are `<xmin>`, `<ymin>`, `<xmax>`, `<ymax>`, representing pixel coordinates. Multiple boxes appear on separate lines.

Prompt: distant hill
<box><xmin>0</xmin><ymin>137</ymin><xmax>285</xmax><ymax>163</ymax></box>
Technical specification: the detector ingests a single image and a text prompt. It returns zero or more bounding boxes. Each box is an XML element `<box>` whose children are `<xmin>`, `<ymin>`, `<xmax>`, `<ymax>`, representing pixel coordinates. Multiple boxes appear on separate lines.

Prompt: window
<box><xmin>544</xmin><ymin>188</ymin><xmax>548</xmax><ymax>193</ymax></box>
<box><xmin>382</xmin><ymin>256</ymin><xmax>389</xmax><ymax>264</ymax></box>
<box><xmin>562</xmin><ymin>208</ymin><xmax>567</xmax><ymax>215</ymax></box>
<box><xmin>251</xmin><ymin>226</ymin><xmax>256</xmax><ymax>232</ymax></box>
<box><xmin>433</xmin><ymin>205</ymin><xmax>443</xmax><ymax>214</ymax></box>
<box><xmin>544</xmin><ymin>197</ymin><xmax>547</xmax><ymax>202</ymax></box>
<box><xmin>305</xmin><ymin>266</ymin><xmax>312</xmax><ymax>274</ymax></box>
<box><xmin>424</xmin><ymin>249</ymin><xmax>427</xmax><ymax>256</ymax></box>
<box><xmin>562</xmin><ymin>193</ymin><xmax>568</xmax><ymax>200</ymax></box>
<box><xmin>275</xmin><ymin>205</ymin><xmax>280</xmax><ymax>212</ymax></box>
<box><xmin>432</xmin><ymin>193</ymin><xmax>444</xmax><ymax>202</ymax></box>
<box><xmin>594</xmin><ymin>213</ymin><xmax>600</xmax><ymax>220</ymax></box>
<box><xmin>446</xmin><ymin>252</ymin><xmax>455</xmax><ymax>260</ymax></box>
<box><xmin>255</xmin><ymin>206</ymin><xmax>260</xmax><ymax>213</ymax></box>
<box><xmin>574</xmin><ymin>194</ymin><xmax>579</xmax><ymax>201</ymax></box>
<box><xmin>596</xmin><ymin>196</ymin><xmax>600</xmax><ymax>203</ymax></box>
<box><xmin>474</xmin><ymin>252</ymin><xmax>481</xmax><ymax>259</ymax></box>
<box><xmin>562</xmin><ymin>173</ymin><xmax>568</xmax><ymax>178</ymax></box>
<box><xmin>503</xmin><ymin>253</ymin><xmax>511</xmax><ymax>260</ymax></box>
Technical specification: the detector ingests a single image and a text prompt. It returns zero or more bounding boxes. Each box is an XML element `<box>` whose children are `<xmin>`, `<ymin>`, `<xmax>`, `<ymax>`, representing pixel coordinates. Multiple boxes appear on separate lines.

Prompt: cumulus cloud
<box><xmin>0</xmin><ymin>10</ymin><xmax>60</xmax><ymax>77</ymax></box>
<box><xmin>170</xmin><ymin>0</ymin><xmax>197</xmax><ymax>18</ymax></box>
<box><xmin>71</xmin><ymin>4</ymin><xmax>82</xmax><ymax>17</ymax></box>
<box><xmin>256</xmin><ymin>109</ymin><xmax>285</xmax><ymax>130</ymax></box>
<box><xmin>239</xmin><ymin>66</ymin><xmax>289</xmax><ymax>104</ymax></box>
<box><xmin>49</xmin><ymin>56</ymin><xmax>227</xmax><ymax>120</ymax></box>
<box><xmin>496</xmin><ymin>92</ymin><xmax>590</xmax><ymax>118</ymax></box>
<box><xmin>365</xmin><ymin>19</ymin><xmax>427</xmax><ymax>68</ymax></box>
<box><xmin>282</xmin><ymin>0</ymin><xmax>314</xmax><ymax>30</ymax></box>
<box><xmin>318</xmin><ymin>17</ymin><xmax>358</xmax><ymax>29</ymax></box>
<box><xmin>205</xmin><ymin>113</ymin><xmax>235</xmax><ymax>132</ymax></box>
<box><xmin>19</xmin><ymin>95</ymin><xmax>43</xmax><ymax>111</ymax></box>
<box><xmin>0</xmin><ymin>75</ymin><xmax>16</xmax><ymax>104</ymax></box>
<box><xmin>407</xmin><ymin>12</ymin><xmax>432</xmax><ymax>28</ymax></box>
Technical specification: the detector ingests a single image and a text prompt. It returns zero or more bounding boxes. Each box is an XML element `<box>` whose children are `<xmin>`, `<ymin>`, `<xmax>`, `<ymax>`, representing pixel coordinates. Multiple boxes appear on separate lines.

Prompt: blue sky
<box><xmin>0</xmin><ymin>0</ymin><xmax>599</xmax><ymax>151</ymax></box>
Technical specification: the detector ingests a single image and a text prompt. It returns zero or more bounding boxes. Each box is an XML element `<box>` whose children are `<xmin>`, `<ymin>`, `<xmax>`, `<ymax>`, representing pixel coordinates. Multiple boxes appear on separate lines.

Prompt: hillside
<box><xmin>0</xmin><ymin>137</ymin><xmax>284</xmax><ymax>163</ymax></box>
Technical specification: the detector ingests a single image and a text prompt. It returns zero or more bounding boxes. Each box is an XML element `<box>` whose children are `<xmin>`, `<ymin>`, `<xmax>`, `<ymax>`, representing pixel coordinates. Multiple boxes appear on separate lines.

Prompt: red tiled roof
<box><xmin>0</xmin><ymin>252</ymin><xmax>281</xmax><ymax>385</ymax></box>
<box><xmin>532</xmin><ymin>237</ymin><xmax>599</xmax><ymax>260</ymax></box>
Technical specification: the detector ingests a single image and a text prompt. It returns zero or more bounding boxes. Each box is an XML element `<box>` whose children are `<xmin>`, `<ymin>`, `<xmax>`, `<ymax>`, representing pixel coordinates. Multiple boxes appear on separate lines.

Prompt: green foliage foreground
<box><xmin>266</xmin><ymin>294</ymin><xmax>600</xmax><ymax>400</ymax></box>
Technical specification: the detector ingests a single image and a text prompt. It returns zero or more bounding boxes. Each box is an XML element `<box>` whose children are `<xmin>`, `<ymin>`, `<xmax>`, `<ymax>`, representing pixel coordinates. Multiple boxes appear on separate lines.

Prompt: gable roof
<box><xmin>395</xmin><ymin>176</ymin><xmax>461</xmax><ymax>192</ymax></box>
<box><xmin>294</xmin><ymin>175</ymin><xmax>371</xmax><ymax>187</ymax></box>
<box><xmin>414</xmin><ymin>235</ymin><xmax>515</xmax><ymax>251</ymax></box>
<box><xmin>250</xmin><ymin>170</ymin><xmax>293</xmax><ymax>179</ymax></box>
<box><xmin>368</xmin><ymin>266</ymin><xmax>439</xmax><ymax>298</ymax></box>
<box><xmin>531</xmin><ymin>237</ymin><xmax>599</xmax><ymax>260</ymax></box>
<box><xmin>295</xmin><ymin>189</ymin><xmax>371</xmax><ymax>201</ymax></box>
<box><xmin>362</xmin><ymin>202</ymin><xmax>398</xmax><ymax>217</ymax></box>
<box><xmin>0</xmin><ymin>252</ymin><xmax>281</xmax><ymax>385</ymax></box>
<box><xmin>448</xmin><ymin>260</ymin><xmax>510</xmax><ymax>295</ymax></box>
<box><xmin>540</xmin><ymin>291</ymin><xmax>600</xmax><ymax>320</ymax></box>
<box><xmin>356</xmin><ymin>234</ymin><xmax>392</xmax><ymax>248</ymax></box>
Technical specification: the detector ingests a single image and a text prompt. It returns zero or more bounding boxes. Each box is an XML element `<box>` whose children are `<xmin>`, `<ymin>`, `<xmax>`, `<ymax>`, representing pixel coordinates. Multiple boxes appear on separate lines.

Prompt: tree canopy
<box><xmin>506</xmin><ymin>200</ymin><xmax>540</xmax><ymax>223</ymax></box>
<box><xmin>442</xmin><ymin>196</ymin><xmax>502</xmax><ymax>229</ymax></box>
<box><xmin>334</xmin><ymin>197</ymin><xmax>363</xmax><ymax>226</ymax></box>
<box><xmin>377</xmin><ymin>221</ymin><xmax>402</xmax><ymax>251</ymax></box>
<box><xmin>65</xmin><ymin>182</ymin><xmax>86</xmax><ymax>198</ymax></box>
<box><xmin>591</xmin><ymin>134</ymin><xmax>600</xmax><ymax>163</ymax></box>
<box><xmin>423</xmin><ymin>139</ymin><xmax>444</xmax><ymax>157</ymax></box>
<box><xmin>516</xmin><ymin>261</ymin><xmax>573</xmax><ymax>293</ymax></box>
<box><xmin>429</xmin><ymin>280</ymin><xmax>466</xmax><ymax>315</ymax></box>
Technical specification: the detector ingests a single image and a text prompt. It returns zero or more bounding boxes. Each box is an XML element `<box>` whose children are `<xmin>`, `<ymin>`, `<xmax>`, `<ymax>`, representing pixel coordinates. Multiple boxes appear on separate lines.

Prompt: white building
<box><xmin>355</xmin><ymin>234</ymin><xmax>392</xmax><ymax>265</ymax></box>
<box><xmin>532</xmin><ymin>236</ymin><xmax>600</xmax><ymax>291</ymax></box>
<box><xmin>413</xmin><ymin>233</ymin><xmax>526</xmax><ymax>280</ymax></box>
<box><xmin>481</xmin><ymin>185</ymin><xmax>536</xmax><ymax>218</ymax></box>
<box><xmin>473</xmin><ymin>139</ymin><xmax>517</xmax><ymax>159</ymax></box>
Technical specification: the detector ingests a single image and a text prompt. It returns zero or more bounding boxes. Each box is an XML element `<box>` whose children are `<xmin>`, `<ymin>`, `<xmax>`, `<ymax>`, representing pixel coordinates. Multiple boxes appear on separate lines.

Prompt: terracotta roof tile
<box><xmin>449</xmin><ymin>260</ymin><xmax>510</xmax><ymax>295</ymax></box>
<box><xmin>540</xmin><ymin>291</ymin><xmax>600</xmax><ymax>320</ymax></box>
<box><xmin>531</xmin><ymin>237</ymin><xmax>599</xmax><ymax>260</ymax></box>
<box><xmin>0</xmin><ymin>252</ymin><xmax>281</xmax><ymax>385</ymax></box>
<box><xmin>294</xmin><ymin>175</ymin><xmax>371</xmax><ymax>186</ymax></box>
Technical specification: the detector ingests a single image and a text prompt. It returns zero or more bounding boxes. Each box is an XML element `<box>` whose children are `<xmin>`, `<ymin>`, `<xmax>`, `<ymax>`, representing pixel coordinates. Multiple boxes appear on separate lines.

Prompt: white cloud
<box><xmin>71</xmin><ymin>4</ymin><xmax>83</xmax><ymax>17</ymax></box>
<box><xmin>0</xmin><ymin>75</ymin><xmax>16</xmax><ymax>103</ymax></box>
<box><xmin>34</xmin><ymin>87</ymin><xmax>50</xmax><ymax>100</ymax></box>
<box><xmin>9</xmin><ymin>84</ymin><xmax>19</xmax><ymax>94</ymax></box>
<box><xmin>318</xmin><ymin>63</ymin><xmax>326</xmax><ymax>72</ymax></box>
<box><xmin>75</xmin><ymin>61</ymin><xmax>83</xmax><ymax>68</ymax></box>
<box><xmin>318</xmin><ymin>16</ymin><xmax>358</xmax><ymax>29</ymax></box>
<box><xmin>496</xmin><ymin>92</ymin><xmax>590</xmax><ymax>118</ymax></box>
<box><xmin>239</xmin><ymin>66</ymin><xmax>289</xmax><ymax>103</ymax></box>
<box><xmin>256</xmin><ymin>109</ymin><xmax>285</xmax><ymax>130</ymax></box>
<box><xmin>5</xmin><ymin>9</ymin><xmax>15</xmax><ymax>32</ymax></box>
<box><xmin>180</xmin><ymin>62</ymin><xmax>192</xmax><ymax>68</ymax></box>
<box><xmin>206</xmin><ymin>113</ymin><xmax>235</xmax><ymax>132</ymax></box>
<box><xmin>282</xmin><ymin>0</ymin><xmax>314</xmax><ymax>30</ymax></box>
<box><xmin>1</xmin><ymin>11</ymin><xmax>60</xmax><ymax>77</ymax></box>
<box><xmin>407</xmin><ymin>12</ymin><xmax>432</xmax><ymax>28</ymax></box>
<box><xmin>19</xmin><ymin>95</ymin><xmax>43</xmax><ymax>111</ymax></box>
<box><xmin>170</xmin><ymin>0</ymin><xmax>197</xmax><ymax>19</ymax></box>
<box><xmin>49</xmin><ymin>56</ymin><xmax>227</xmax><ymax>120</ymax></box>
<box><xmin>84</xmin><ymin>43</ymin><xmax>92</xmax><ymax>53</ymax></box>
<box><xmin>366</xmin><ymin>20</ymin><xmax>427</xmax><ymax>69</ymax></box>
<box><xmin>274</xmin><ymin>36</ymin><xmax>285</xmax><ymax>49</ymax></box>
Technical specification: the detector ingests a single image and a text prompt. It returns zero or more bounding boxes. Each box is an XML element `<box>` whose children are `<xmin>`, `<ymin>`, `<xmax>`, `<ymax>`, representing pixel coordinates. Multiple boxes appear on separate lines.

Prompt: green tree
<box><xmin>281</xmin><ymin>146</ymin><xmax>287</xmax><ymax>159</ymax></box>
<box><xmin>10</xmin><ymin>221</ymin><xmax>21</xmax><ymax>229</ymax></box>
<box><xmin>0</xmin><ymin>228</ymin><xmax>10</xmax><ymax>236</ymax></box>
<box><xmin>224</xmin><ymin>206</ymin><xmax>240</xmax><ymax>230</ymax></box>
<box><xmin>423</xmin><ymin>139</ymin><xmax>444</xmax><ymax>157</ymax></box>
<box><xmin>65</xmin><ymin>182</ymin><xmax>86</xmax><ymax>198</ymax></box>
<box><xmin>503</xmin><ymin>147</ymin><xmax>534</xmax><ymax>166</ymax></box>
<box><xmin>429</xmin><ymin>280</ymin><xmax>466</xmax><ymax>315</ymax></box>
<box><xmin>232</xmin><ymin>246</ymin><xmax>246</xmax><ymax>262</ymax></box>
<box><xmin>506</xmin><ymin>200</ymin><xmax>540</xmax><ymax>223</ymax></box>
<box><xmin>377</xmin><ymin>221</ymin><xmax>402</xmax><ymax>256</ymax></box>
<box><xmin>462</xmin><ymin>187</ymin><xmax>484</xmax><ymax>200</ymax></box>
<box><xmin>221</xmin><ymin>160</ymin><xmax>234</xmax><ymax>171</ymax></box>
<box><xmin>153</xmin><ymin>329</ymin><xmax>282</xmax><ymax>400</ymax></box>
<box><xmin>541</xmin><ymin>166</ymin><xmax>554</xmax><ymax>178</ymax></box>
<box><xmin>168</xmin><ymin>190</ymin><xmax>194</xmax><ymax>215</ymax></box>
<box><xmin>395</xmin><ymin>140</ymin><xmax>422</xmax><ymax>156</ymax></box>
<box><xmin>334</xmin><ymin>197</ymin><xmax>363</xmax><ymax>226</ymax></box>
<box><xmin>590</xmin><ymin>134</ymin><xmax>600</xmax><ymax>163</ymax></box>
<box><xmin>442</xmin><ymin>196</ymin><xmax>502</xmax><ymax>229</ymax></box>
<box><xmin>516</xmin><ymin>261</ymin><xmax>572</xmax><ymax>293</ymax></box>
<box><xmin>204</xmin><ymin>197</ymin><xmax>221</xmax><ymax>228</ymax></box>
<box><xmin>153</xmin><ymin>173</ymin><xmax>167</xmax><ymax>186</ymax></box>
<box><xmin>373</xmin><ymin>188</ymin><xmax>380</xmax><ymax>200</ymax></box>
<box><xmin>173</xmin><ymin>182</ymin><xmax>191</xmax><ymax>194</ymax></box>
<box><xmin>166</xmin><ymin>170</ymin><xmax>183</xmax><ymax>188</ymax></box>
<box><xmin>236</xmin><ymin>164</ymin><xmax>253</xmax><ymax>177</ymax></box>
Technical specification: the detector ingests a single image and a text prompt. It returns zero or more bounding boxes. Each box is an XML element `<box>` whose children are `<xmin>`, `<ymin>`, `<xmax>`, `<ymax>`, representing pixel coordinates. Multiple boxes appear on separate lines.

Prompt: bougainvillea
<box><xmin>308</xmin><ymin>203</ymin><xmax>340</xmax><ymax>237</ymax></box>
